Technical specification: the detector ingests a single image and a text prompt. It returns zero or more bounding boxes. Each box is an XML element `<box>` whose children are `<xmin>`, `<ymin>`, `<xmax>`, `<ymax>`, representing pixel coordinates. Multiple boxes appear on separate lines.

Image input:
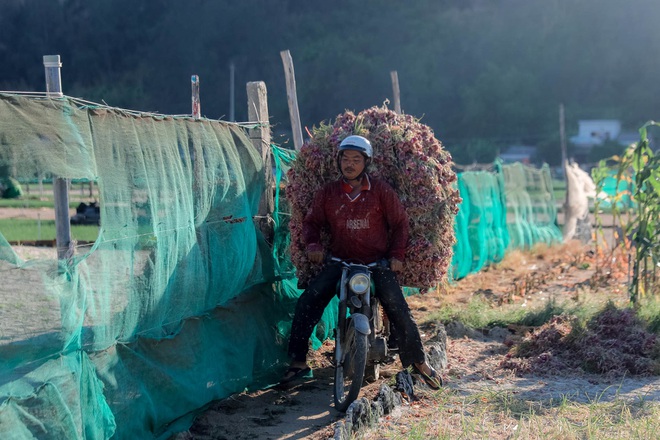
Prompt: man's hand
<box><xmin>389</xmin><ymin>258</ymin><xmax>403</xmax><ymax>272</ymax></box>
<box><xmin>308</xmin><ymin>250</ymin><xmax>324</xmax><ymax>264</ymax></box>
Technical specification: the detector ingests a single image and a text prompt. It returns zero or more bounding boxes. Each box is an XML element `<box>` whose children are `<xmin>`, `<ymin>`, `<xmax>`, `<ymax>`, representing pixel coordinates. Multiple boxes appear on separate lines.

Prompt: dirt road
<box><xmin>178</xmin><ymin>242</ymin><xmax>659</xmax><ymax>440</ymax></box>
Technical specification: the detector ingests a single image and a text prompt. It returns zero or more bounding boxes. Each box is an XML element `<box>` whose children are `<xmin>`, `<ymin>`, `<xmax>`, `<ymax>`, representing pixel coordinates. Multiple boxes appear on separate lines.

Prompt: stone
<box><xmin>393</xmin><ymin>370</ymin><xmax>416</xmax><ymax>401</ymax></box>
<box><xmin>374</xmin><ymin>383</ymin><xmax>399</xmax><ymax>414</ymax></box>
<box><xmin>333</xmin><ymin>421</ymin><xmax>350</xmax><ymax>440</ymax></box>
<box><xmin>346</xmin><ymin>397</ymin><xmax>374</xmax><ymax>433</ymax></box>
<box><xmin>426</xmin><ymin>342</ymin><xmax>448</xmax><ymax>371</ymax></box>
<box><xmin>488</xmin><ymin>326</ymin><xmax>511</xmax><ymax>342</ymax></box>
<box><xmin>445</xmin><ymin>320</ymin><xmax>481</xmax><ymax>339</ymax></box>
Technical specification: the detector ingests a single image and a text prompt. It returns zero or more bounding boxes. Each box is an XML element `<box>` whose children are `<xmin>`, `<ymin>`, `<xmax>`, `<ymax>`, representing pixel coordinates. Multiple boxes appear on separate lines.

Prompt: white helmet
<box><xmin>338</xmin><ymin>135</ymin><xmax>373</xmax><ymax>158</ymax></box>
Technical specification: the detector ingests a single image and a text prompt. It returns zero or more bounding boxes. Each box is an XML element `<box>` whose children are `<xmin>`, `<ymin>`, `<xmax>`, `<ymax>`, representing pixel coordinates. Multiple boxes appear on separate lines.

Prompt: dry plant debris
<box><xmin>501</xmin><ymin>305</ymin><xmax>660</xmax><ymax>377</ymax></box>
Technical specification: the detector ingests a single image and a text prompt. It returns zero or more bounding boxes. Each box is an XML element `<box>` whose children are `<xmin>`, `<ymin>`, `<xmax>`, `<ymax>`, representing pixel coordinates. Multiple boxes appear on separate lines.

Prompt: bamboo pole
<box><xmin>280</xmin><ymin>50</ymin><xmax>304</xmax><ymax>151</ymax></box>
<box><xmin>43</xmin><ymin>55</ymin><xmax>72</xmax><ymax>263</ymax></box>
<box><xmin>390</xmin><ymin>71</ymin><xmax>402</xmax><ymax>114</ymax></box>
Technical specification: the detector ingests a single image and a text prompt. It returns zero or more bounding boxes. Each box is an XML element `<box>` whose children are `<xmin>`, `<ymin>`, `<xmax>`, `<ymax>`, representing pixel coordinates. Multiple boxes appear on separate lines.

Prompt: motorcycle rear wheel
<box><xmin>334</xmin><ymin>321</ymin><xmax>368</xmax><ymax>412</ymax></box>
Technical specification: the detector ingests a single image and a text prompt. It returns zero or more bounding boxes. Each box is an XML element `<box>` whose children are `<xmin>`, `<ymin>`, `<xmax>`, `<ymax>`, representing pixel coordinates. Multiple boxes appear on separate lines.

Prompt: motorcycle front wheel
<box><xmin>365</xmin><ymin>299</ymin><xmax>383</xmax><ymax>382</ymax></box>
<box><xmin>334</xmin><ymin>321</ymin><xmax>368</xmax><ymax>412</ymax></box>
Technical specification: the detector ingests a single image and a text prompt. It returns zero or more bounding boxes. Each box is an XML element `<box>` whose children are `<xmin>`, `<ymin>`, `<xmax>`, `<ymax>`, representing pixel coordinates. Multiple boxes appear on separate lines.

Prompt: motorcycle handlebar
<box><xmin>328</xmin><ymin>256</ymin><xmax>390</xmax><ymax>269</ymax></box>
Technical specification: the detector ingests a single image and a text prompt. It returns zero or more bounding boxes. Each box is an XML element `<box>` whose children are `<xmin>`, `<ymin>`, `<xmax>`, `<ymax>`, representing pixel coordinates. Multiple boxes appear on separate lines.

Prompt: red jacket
<box><xmin>303</xmin><ymin>175</ymin><xmax>409</xmax><ymax>263</ymax></box>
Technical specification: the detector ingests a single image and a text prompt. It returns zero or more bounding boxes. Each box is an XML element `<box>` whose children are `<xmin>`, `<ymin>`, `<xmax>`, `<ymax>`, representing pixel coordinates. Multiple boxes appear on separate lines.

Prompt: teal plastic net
<box><xmin>451</xmin><ymin>170</ymin><xmax>509</xmax><ymax>279</ymax></box>
<box><xmin>598</xmin><ymin>169</ymin><xmax>635</xmax><ymax>210</ymax></box>
<box><xmin>450</xmin><ymin>160</ymin><xmax>561</xmax><ymax>280</ymax></box>
<box><xmin>498</xmin><ymin>161</ymin><xmax>563</xmax><ymax>249</ymax></box>
<box><xmin>270</xmin><ymin>145</ymin><xmax>336</xmax><ymax>350</ymax></box>
<box><xmin>0</xmin><ymin>94</ymin><xmax>293</xmax><ymax>439</ymax></box>
<box><xmin>0</xmin><ymin>93</ymin><xmax>562</xmax><ymax>439</ymax></box>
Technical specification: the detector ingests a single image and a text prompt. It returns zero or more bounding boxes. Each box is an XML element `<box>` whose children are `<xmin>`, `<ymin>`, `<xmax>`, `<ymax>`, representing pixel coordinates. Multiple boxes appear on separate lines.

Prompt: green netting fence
<box><xmin>0</xmin><ymin>93</ymin><xmax>294</xmax><ymax>439</ymax></box>
<box><xmin>498</xmin><ymin>161</ymin><xmax>563</xmax><ymax>249</ymax></box>
<box><xmin>442</xmin><ymin>160</ymin><xmax>562</xmax><ymax>280</ymax></box>
<box><xmin>0</xmin><ymin>93</ymin><xmax>561</xmax><ymax>439</ymax></box>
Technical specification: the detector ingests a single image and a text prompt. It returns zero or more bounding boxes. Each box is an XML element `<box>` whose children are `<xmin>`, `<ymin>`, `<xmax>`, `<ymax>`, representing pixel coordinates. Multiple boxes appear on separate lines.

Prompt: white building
<box><xmin>569</xmin><ymin>119</ymin><xmax>621</xmax><ymax>148</ymax></box>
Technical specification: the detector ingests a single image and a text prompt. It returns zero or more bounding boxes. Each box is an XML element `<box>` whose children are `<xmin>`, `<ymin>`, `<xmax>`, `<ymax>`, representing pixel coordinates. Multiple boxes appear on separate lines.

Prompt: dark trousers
<box><xmin>288</xmin><ymin>263</ymin><xmax>425</xmax><ymax>367</ymax></box>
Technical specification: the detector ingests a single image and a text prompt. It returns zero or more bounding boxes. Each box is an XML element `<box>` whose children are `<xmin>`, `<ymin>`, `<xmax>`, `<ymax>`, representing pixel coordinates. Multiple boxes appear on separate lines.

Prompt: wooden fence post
<box><xmin>43</xmin><ymin>55</ymin><xmax>72</xmax><ymax>263</ymax></box>
<box><xmin>390</xmin><ymin>71</ymin><xmax>402</xmax><ymax>114</ymax></box>
<box><xmin>229</xmin><ymin>62</ymin><xmax>236</xmax><ymax>122</ymax></box>
<box><xmin>247</xmin><ymin>81</ymin><xmax>274</xmax><ymax>227</ymax></box>
<box><xmin>559</xmin><ymin>103</ymin><xmax>567</xmax><ymax>168</ymax></box>
<box><xmin>191</xmin><ymin>75</ymin><xmax>201</xmax><ymax>119</ymax></box>
<box><xmin>280</xmin><ymin>50</ymin><xmax>304</xmax><ymax>151</ymax></box>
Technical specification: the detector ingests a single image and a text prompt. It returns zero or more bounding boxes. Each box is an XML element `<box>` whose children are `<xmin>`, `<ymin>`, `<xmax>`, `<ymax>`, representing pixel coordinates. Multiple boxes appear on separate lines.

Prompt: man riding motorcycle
<box><xmin>281</xmin><ymin>135</ymin><xmax>442</xmax><ymax>390</ymax></box>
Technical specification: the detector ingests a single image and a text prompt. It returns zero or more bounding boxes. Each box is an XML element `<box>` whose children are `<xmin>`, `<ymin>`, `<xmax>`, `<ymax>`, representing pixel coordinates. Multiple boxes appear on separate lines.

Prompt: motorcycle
<box><xmin>332</xmin><ymin>257</ymin><xmax>392</xmax><ymax>412</ymax></box>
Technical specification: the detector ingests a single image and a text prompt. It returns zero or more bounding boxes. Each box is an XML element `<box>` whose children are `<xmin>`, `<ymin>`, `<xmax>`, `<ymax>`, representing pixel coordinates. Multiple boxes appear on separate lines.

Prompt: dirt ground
<box><xmin>177</xmin><ymin>241</ymin><xmax>659</xmax><ymax>440</ymax></box>
<box><xmin>0</xmin><ymin>207</ymin><xmax>74</xmax><ymax>221</ymax></box>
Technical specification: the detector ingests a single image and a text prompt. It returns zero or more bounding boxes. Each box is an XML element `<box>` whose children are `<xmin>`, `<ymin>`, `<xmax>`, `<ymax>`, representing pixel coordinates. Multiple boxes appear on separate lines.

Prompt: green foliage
<box><xmin>637</xmin><ymin>298</ymin><xmax>660</xmax><ymax>334</ymax></box>
<box><xmin>447</xmin><ymin>138</ymin><xmax>499</xmax><ymax>165</ymax></box>
<box><xmin>627</xmin><ymin>123</ymin><xmax>660</xmax><ymax>301</ymax></box>
<box><xmin>533</xmin><ymin>136</ymin><xmax>570</xmax><ymax>167</ymax></box>
<box><xmin>587</xmin><ymin>140</ymin><xmax>627</xmax><ymax>164</ymax></box>
<box><xmin>596</xmin><ymin>122</ymin><xmax>660</xmax><ymax>303</ymax></box>
<box><xmin>1</xmin><ymin>177</ymin><xmax>22</xmax><ymax>199</ymax></box>
<box><xmin>1</xmin><ymin>0</ymin><xmax>659</xmax><ymax>151</ymax></box>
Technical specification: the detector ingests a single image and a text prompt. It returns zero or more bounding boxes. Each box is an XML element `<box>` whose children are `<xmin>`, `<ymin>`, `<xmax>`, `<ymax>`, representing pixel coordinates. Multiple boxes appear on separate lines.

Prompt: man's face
<box><xmin>340</xmin><ymin>150</ymin><xmax>366</xmax><ymax>181</ymax></box>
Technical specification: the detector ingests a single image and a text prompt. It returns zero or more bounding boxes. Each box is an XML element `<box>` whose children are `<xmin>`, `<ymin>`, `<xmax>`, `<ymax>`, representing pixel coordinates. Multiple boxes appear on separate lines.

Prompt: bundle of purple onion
<box><xmin>287</xmin><ymin>105</ymin><xmax>461</xmax><ymax>289</ymax></box>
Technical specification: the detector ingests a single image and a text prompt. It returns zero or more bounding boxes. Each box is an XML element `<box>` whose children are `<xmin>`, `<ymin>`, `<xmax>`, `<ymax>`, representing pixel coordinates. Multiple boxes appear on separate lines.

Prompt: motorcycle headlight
<box><xmin>349</xmin><ymin>273</ymin><xmax>370</xmax><ymax>294</ymax></box>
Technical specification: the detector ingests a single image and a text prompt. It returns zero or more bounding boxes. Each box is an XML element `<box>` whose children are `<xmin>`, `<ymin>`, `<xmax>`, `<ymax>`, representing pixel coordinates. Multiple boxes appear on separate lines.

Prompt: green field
<box><xmin>1</xmin><ymin>180</ymin><xmax>99</xmax><ymax>209</ymax></box>
<box><xmin>0</xmin><ymin>219</ymin><xmax>100</xmax><ymax>242</ymax></box>
<box><xmin>0</xmin><ymin>198</ymin><xmax>70</xmax><ymax>209</ymax></box>
<box><xmin>552</xmin><ymin>178</ymin><xmax>566</xmax><ymax>202</ymax></box>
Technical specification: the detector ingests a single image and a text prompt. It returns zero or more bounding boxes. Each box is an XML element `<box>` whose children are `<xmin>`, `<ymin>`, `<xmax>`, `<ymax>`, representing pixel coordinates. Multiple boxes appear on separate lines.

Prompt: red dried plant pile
<box><xmin>501</xmin><ymin>305</ymin><xmax>660</xmax><ymax>377</ymax></box>
<box><xmin>286</xmin><ymin>105</ymin><xmax>461</xmax><ymax>288</ymax></box>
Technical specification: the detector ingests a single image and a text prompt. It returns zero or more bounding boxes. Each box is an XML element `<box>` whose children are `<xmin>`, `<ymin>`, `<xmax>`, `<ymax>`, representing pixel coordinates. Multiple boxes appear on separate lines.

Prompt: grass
<box><xmin>367</xmin><ymin>389</ymin><xmax>660</xmax><ymax>440</ymax></box>
<box><xmin>0</xmin><ymin>197</ymin><xmax>95</xmax><ymax>209</ymax></box>
<box><xmin>423</xmin><ymin>296</ymin><xmax>527</xmax><ymax>329</ymax></box>
<box><xmin>552</xmin><ymin>178</ymin><xmax>566</xmax><ymax>204</ymax></box>
<box><xmin>634</xmin><ymin>298</ymin><xmax>660</xmax><ymax>333</ymax></box>
<box><xmin>426</xmin><ymin>291</ymin><xmax>660</xmax><ymax>337</ymax></box>
<box><xmin>0</xmin><ymin>198</ymin><xmax>63</xmax><ymax>209</ymax></box>
<box><xmin>397</xmin><ymin>258</ymin><xmax>660</xmax><ymax>440</ymax></box>
<box><xmin>422</xmin><ymin>294</ymin><xmax>625</xmax><ymax>332</ymax></box>
<box><xmin>0</xmin><ymin>219</ymin><xmax>100</xmax><ymax>242</ymax></box>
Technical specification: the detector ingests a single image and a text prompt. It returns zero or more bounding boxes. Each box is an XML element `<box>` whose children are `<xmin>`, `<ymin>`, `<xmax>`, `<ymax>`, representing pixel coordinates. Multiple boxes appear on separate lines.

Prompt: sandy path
<box><xmin>0</xmin><ymin>207</ymin><xmax>74</xmax><ymax>220</ymax></box>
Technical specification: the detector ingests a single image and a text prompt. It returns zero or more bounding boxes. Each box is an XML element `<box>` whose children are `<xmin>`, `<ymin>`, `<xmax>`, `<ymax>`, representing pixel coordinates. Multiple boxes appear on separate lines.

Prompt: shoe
<box><xmin>279</xmin><ymin>366</ymin><xmax>312</xmax><ymax>384</ymax></box>
<box><xmin>411</xmin><ymin>364</ymin><xmax>443</xmax><ymax>390</ymax></box>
